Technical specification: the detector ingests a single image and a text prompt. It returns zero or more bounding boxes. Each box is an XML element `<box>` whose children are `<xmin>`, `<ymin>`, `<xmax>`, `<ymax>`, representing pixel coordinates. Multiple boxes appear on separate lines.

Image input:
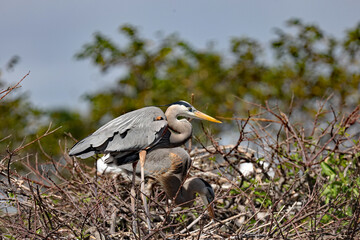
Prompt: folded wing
<box><xmin>69</xmin><ymin>106</ymin><xmax>167</xmax><ymax>158</ymax></box>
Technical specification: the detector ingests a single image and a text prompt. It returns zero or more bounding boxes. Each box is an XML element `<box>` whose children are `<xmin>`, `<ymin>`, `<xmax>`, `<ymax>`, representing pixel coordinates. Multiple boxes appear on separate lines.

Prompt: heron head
<box><xmin>168</xmin><ymin>100</ymin><xmax>222</xmax><ymax>123</ymax></box>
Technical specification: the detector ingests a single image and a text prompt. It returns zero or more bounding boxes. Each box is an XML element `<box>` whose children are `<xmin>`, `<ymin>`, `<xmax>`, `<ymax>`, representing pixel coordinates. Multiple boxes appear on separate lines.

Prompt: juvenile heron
<box><xmin>97</xmin><ymin>147</ymin><xmax>215</xmax><ymax>219</ymax></box>
<box><xmin>68</xmin><ymin>100</ymin><xmax>220</xmax><ymax>228</ymax></box>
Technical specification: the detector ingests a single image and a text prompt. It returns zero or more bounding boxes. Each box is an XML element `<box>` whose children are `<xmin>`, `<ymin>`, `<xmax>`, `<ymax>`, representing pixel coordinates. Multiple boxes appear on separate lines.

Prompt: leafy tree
<box><xmin>75</xmin><ymin>19</ymin><xmax>360</xmax><ymax>126</ymax></box>
<box><xmin>271</xmin><ymin>19</ymin><xmax>360</xmax><ymax>113</ymax></box>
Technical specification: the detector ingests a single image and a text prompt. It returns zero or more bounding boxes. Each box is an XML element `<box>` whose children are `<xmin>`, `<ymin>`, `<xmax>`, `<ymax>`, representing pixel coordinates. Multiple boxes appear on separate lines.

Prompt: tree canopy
<box><xmin>75</xmin><ymin>19</ymin><xmax>360</xmax><ymax>122</ymax></box>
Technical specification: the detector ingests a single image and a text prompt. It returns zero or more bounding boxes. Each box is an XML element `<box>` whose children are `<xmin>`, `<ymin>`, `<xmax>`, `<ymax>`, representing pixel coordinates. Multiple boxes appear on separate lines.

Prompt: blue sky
<box><xmin>1</xmin><ymin>0</ymin><xmax>359</xmax><ymax>111</ymax></box>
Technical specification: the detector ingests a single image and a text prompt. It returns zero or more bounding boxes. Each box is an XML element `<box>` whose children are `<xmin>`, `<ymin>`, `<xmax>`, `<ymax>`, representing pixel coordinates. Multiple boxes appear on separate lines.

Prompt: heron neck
<box><xmin>159</xmin><ymin>176</ymin><xmax>198</xmax><ymax>207</ymax></box>
<box><xmin>165</xmin><ymin>108</ymin><xmax>192</xmax><ymax>146</ymax></box>
<box><xmin>174</xmin><ymin>178</ymin><xmax>201</xmax><ymax>207</ymax></box>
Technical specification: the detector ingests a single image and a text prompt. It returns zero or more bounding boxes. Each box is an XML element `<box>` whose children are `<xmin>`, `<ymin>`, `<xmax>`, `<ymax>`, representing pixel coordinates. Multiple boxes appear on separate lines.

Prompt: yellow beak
<box><xmin>194</xmin><ymin>111</ymin><xmax>222</xmax><ymax>123</ymax></box>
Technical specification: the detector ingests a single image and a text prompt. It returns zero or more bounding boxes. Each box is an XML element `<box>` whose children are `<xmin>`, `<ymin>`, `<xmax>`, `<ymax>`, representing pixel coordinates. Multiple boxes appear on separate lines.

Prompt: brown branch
<box><xmin>0</xmin><ymin>71</ymin><xmax>30</xmax><ymax>100</ymax></box>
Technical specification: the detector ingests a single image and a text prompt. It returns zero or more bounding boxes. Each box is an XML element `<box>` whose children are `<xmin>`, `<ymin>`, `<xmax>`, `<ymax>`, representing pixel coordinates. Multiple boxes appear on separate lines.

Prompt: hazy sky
<box><xmin>1</xmin><ymin>0</ymin><xmax>359</xmax><ymax>111</ymax></box>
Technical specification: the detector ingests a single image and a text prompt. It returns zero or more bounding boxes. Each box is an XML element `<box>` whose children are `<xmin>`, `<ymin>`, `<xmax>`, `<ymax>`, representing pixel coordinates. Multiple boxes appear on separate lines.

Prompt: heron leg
<box><xmin>131</xmin><ymin>161</ymin><xmax>138</xmax><ymax>235</ymax></box>
<box><xmin>139</xmin><ymin>150</ymin><xmax>152</xmax><ymax>231</ymax></box>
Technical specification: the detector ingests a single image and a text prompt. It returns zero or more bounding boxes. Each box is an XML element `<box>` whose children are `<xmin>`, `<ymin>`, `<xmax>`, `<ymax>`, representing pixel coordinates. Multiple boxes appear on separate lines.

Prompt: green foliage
<box><xmin>74</xmin><ymin>19</ymin><xmax>360</xmax><ymax>126</ymax></box>
<box><xmin>176</xmin><ymin>213</ymin><xmax>187</xmax><ymax>223</ymax></box>
<box><xmin>3</xmin><ymin>235</ymin><xmax>16</xmax><ymax>240</ymax></box>
<box><xmin>321</xmin><ymin>154</ymin><xmax>360</xmax><ymax>206</ymax></box>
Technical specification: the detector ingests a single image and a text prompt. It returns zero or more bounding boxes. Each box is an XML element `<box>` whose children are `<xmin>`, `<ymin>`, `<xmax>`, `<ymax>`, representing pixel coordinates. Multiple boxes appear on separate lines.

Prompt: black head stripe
<box><xmin>198</xmin><ymin>178</ymin><xmax>213</xmax><ymax>190</ymax></box>
<box><xmin>157</xmin><ymin>100</ymin><xmax>194</xmax><ymax>108</ymax></box>
<box><xmin>170</xmin><ymin>100</ymin><xmax>192</xmax><ymax>108</ymax></box>
<box><xmin>198</xmin><ymin>178</ymin><xmax>215</xmax><ymax>199</ymax></box>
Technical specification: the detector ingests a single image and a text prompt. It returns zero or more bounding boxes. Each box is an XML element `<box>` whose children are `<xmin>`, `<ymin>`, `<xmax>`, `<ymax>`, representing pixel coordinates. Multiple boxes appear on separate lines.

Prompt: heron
<box><xmin>68</xmin><ymin>100</ymin><xmax>220</xmax><ymax>228</ymax></box>
<box><xmin>97</xmin><ymin>147</ymin><xmax>215</xmax><ymax>219</ymax></box>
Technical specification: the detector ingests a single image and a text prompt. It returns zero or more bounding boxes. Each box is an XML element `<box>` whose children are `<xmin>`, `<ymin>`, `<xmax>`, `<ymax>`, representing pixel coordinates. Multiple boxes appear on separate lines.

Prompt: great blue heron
<box><xmin>68</xmin><ymin>100</ymin><xmax>220</xmax><ymax>228</ymax></box>
<box><xmin>68</xmin><ymin>100</ymin><xmax>220</xmax><ymax>163</ymax></box>
<box><xmin>97</xmin><ymin>147</ymin><xmax>215</xmax><ymax>219</ymax></box>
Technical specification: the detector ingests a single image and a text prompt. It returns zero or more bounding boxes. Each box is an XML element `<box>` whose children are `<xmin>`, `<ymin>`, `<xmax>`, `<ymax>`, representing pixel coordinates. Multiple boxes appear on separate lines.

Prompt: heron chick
<box><xmin>98</xmin><ymin>147</ymin><xmax>215</xmax><ymax>219</ymax></box>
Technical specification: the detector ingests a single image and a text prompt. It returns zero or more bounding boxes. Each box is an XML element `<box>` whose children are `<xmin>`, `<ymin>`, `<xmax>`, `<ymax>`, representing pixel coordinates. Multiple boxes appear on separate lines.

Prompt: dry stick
<box><xmin>212</xmin><ymin>157</ymin><xmax>257</xmax><ymax>214</ymax></box>
<box><xmin>110</xmin><ymin>206</ymin><xmax>119</xmax><ymax>234</ymax></box>
<box><xmin>93</xmin><ymin>177</ymin><xmax>137</xmax><ymax>209</ymax></box>
<box><xmin>190</xmin><ymin>144</ymin><xmax>256</xmax><ymax>159</ymax></box>
<box><xmin>27</xmin><ymin>181</ymin><xmax>49</xmax><ymax>235</ymax></box>
<box><xmin>277</xmin><ymin>202</ymin><xmax>296</xmax><ymax>225</ymax></box>
<box><xmin>46</xmin><ymin>177</ymin><xmax>88</xmax><ymax>223</ymax></box>
<box><xmin>1</xmin><ymin>124</ymin><xmax>62</xmax><ymax>162</ymax></box>
<box><xmin>217</xmin><ymin>116</ymin><xmax>281</xmax><ymax>124</ymax></box>
<box><xmin>270</xmin><ymin>202</ymin><xmax>298</xmax><ymax>237</ymax></box>
<box><xmin>1</xmin><ymin>171</ymin><xmax>51</xmax><ymax>194</ymax></box>
<box><xmin>312</xmin><ymin>107</ymin><xmax>360</xmax><ymax>166</ymax></box>
<box><xmin>222</xmin><ymin>117</ymin><xmax>250</xmax><ymax>160</ymax></box>
<box><xmin>36</xmin><ymin>186</ymin><xmax>54</xmax><ymax>231</ymax></box>
<box><xmin>5</xmin><ymin>151</ymin><xmax>14</xmax><ymax>187</ymax></box>
<box><xmin>22</xmin><ymin>155</ymin><xmax>53</xmax><ymax>187</ymax></box>
<box><xmin>310</xmin><ymin>94</ymin><xmax>333</xmax><ymax>137</ymax></box>
<box><xmin>277</xmin><ymin>109</ymin><xmax>309</xmax><ymax>166</ymax></box>
<box><xmin>0</xmin><ymin>71</ymin><xmax>30</xmax><ymax>101</ymax></box>
<box><xmin>14</xmin><ymin>194</ymin><xmax>24</xmax><ymax>231</ymax></box>
<box><xmin>179</xmin><ymin>216</ymin><xmax>209</xmax><ymax>234</ymax></box>
<box><xmin>0</xmin><ymin>135</ymin><xmax>12</xmax><ymax>143</ymax></box>
<box><xmin>281</xmin><ymin>203</ymin><xmax>330</xmax><ymax>234</ymax></box>
<box><xmin>196</xmin><ymin>218</ymin><xmax>204</xmax><ymax>240</ymax></box>
<box><xmin>273</xmin><ymin>217</ymin><xmax>286</xmax><ymax>239</ymax></box>
<box><xmin>199</xmin><ymin>123</ymin><xmax>248</xmax><ymax>182</ymax></box>
<box><xmin>0</xmin><ymin>224</ymin><xmax>43</xmax><ymax>239</ymax></box>
<box><xmin>143</xmin><ymin>223</ymin><xmax>168</xmax><ymax>240</ymax></box>
<box><xmin>182</xmin><ymin>213</ymin><xmax>247</xmax><ymax>236</ymax></box>
<box><xmin>258</xmin><ymin>102</ymin><xmax>310</xmax><ymax>167</ymax></box>
<box><xmin>346</xmin><ymin>198</ymin><xmax>360</xmax><ymax>239</ymax></box>
<box><xmin>164</xmin><ymin>200</ymin><xmax>175</xmax><ymax>235</ymax></box>
<box><xmin>289</xmin><ymin>221</ymin><xmax>305</xmax><ymax>239</ymax></box>
<box><xmin>266</xmin><ymin>176</ymin><xmax>300</xmax><ymax>236</ymax></box>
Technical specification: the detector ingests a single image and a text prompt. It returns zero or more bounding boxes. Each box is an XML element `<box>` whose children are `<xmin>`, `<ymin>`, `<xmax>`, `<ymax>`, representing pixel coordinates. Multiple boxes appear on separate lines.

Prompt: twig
<box><xmin>0</xmin><ymin>71</ymin><xmax>30</xmax><ymax>101</ymax></box>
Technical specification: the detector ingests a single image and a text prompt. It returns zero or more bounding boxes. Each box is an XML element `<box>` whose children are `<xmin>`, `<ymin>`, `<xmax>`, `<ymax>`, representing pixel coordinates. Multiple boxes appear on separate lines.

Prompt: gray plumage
<box><xmin>69</xmin><ymin>101</ymin><xmax>221</xmax><ymax>166</ymax></box>
<box><xmin>69</xmin><ymin>106</ymin><xmax>167</xmax><ymax>159</ymax></box>
<box><xmin>97</xmin><ymin>147</ymin><xmax>215</xmax><ymax>217</ymax></box>
<box><xmin>99</xmin><ymin>147</ymin><xmax>190</xmax><ymax>179</ymax></box>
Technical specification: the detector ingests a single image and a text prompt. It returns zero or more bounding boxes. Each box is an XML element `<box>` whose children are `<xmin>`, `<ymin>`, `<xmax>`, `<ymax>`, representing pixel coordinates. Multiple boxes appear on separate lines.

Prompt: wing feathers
<box><xmin>69</xmin><ymin>106</ymin><xmax>167</xmax><ymax>158</ymax></box>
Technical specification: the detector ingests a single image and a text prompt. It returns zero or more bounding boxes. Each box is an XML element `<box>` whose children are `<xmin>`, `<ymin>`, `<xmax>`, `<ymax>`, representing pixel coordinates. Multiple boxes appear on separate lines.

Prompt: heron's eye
<box><xmin>187</xmin><ymin>107</ymin><xmax>193</xmax><ymax>112</ymax></box>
